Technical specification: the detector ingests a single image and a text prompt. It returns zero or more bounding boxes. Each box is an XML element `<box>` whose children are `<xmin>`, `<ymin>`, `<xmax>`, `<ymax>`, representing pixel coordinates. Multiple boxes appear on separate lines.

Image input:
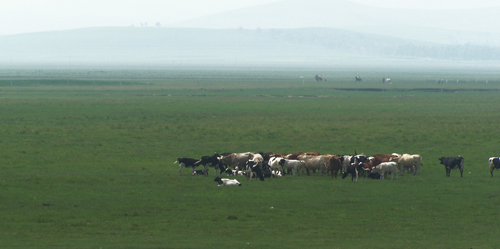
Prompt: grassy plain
<box><xmin>1</xmin><ymin>68</ymin><xmax>500</xmax><ymax>248</ymax></box>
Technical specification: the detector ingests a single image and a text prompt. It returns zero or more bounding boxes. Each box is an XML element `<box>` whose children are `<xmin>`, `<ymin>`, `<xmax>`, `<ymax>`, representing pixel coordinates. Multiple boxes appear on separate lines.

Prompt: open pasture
<box><xmin>1</xmin><ymin>69</ymin><xmax>500</xmax><ymax>248</ymax></box>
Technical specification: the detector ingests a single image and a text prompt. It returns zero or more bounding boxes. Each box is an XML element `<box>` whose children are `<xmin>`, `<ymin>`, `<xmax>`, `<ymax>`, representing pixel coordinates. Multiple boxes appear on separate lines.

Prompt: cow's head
<box><xmin>279</xmin><ymin>158</ymin><xmax>286</xmax><ymax>166</ymax></box>
<box><xmin>341</xmin><ymin>171</ymin><xmax>349</xmax><ymax>179</ymax></box>
<box><xmin>213</xmin><ymin>176</ymin><xmax>223</xmax><ymax>184</ymax></box>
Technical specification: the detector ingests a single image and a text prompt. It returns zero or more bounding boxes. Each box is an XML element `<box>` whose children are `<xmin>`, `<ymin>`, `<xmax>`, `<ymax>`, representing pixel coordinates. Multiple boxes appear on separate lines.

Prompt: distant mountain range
<box><xmin>169</xmin><ymin>0</ymin><xmax>500</xmax><ymax>47</ymax></box>
<box><xmin>1</xmin><ymin>0</ymin><xmax>499</xmax><ymax>67</ymax></box>
<box><xmin>1</xmin><ymin>27</ymin><xmax>500</xmax><ymax>67</ymax></box>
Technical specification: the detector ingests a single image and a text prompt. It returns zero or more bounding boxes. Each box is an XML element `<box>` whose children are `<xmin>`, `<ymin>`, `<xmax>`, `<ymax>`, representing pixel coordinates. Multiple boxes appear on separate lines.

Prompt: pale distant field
<box><xmin>1</xmin><ymin>68</ymin><xmax>500</xmax><ymax>248</ymax></box>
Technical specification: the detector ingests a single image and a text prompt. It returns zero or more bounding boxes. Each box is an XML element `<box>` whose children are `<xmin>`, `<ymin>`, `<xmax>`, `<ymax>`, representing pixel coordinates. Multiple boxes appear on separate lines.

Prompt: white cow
<box><xmin>252</xmin><ymin>153</ymin><xmax>264</xmax><ymax>166</ymax></box>
<box><xmin>214</xmin><ymin>176</ymin><xmax>241</xmax><ymax>186</ymax></box>
<box><xmin>371</xmin><ymin>162</ymin><xmax>399</xmax><ymax>180</ymax></box>
<box><xmin>390</xmin><ymin>154</ymin><xmax>422</xmax><ymax>175</ymax></box>
<box><xmin>339</xmin><ymin>155</ymin><xmax>353</xmax><ymax>172</ymax></box>
<box><xmin>268</xmin><ymin>157</ymin><xmax>286</xmax><ymax>172</ymax></box>
<box><xmin>282</xmin><ymin>159</ymin><xmax>307</xmax><ymax>176</ymax></box>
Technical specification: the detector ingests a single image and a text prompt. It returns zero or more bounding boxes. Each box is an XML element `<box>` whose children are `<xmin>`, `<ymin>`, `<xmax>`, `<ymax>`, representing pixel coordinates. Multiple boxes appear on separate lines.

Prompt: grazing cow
<box><xmin>245</xmin><ymin>160</ymin><xmax>265</xmax><ymax>181</ymax></box>
<box><xmin>390</xmin><ymin>154</ymin><xmax>422</xmax><ymax>175</ymax></box>
<box><xmin>297</xmin><ymin>154</ymin><xmax>331</xmax><ymax>176</ymax></box>
<box><xmin>488</xmin><ymin>157</ymin><xmax>500</xmax><ymax>177</ymax></box>
<box><xmin>439</xmin><ymin>156</ymin><xmax>464</xmax><ymax>177</ymax></box>
<box><xmin>315</xmin><ymin>75</ymin><xmax>323</xmax><ymax>81</ymax></box>
<box><xmin>371</xmin><ymin>162</ymin><xmax>398</xmax><ymax>180</ymax></box>
<box><xmin>342</xmin><ymin>163</ymin><xmax>363</xmax><ymax>182</ymax></box>
<box><xmin>220</xmin><ymin>152</ymin><xmax>255</xmax><ymax>169</ymax></box>
<box><xmin>214</xmin><ymin>176</ymin><xmax>241</xmax><ymax>186</ymax></box>
<box><xmin>194</xmin><ymin>153</ymin><xmax>224</xmax><ymax>176</ymax></box>
<box><xmin>174</xmin><ymin>157</ymin><xmax>199</xmax><ymax>176</ymax></box>
<box><xmin>355</xmin><ymin>75</ymin><xmax>362</xmax><ymax>82</ymax></box>
<box><xmin>282</xmin><ymin>159</ymin><xmax>307</xmax><ymax>176</ymax></box>
<box><xmin>325</xmin><ymin>156</ymin><xmax>342</xmax><ymax>178</ymax></box>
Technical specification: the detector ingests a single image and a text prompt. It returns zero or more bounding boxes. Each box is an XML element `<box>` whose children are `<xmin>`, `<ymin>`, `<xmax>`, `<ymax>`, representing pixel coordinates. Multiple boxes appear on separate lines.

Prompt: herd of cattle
<box><xmin>174</xmin><ymin>152</ymin><xmax>500</xmax><ymax>184</ymax></box>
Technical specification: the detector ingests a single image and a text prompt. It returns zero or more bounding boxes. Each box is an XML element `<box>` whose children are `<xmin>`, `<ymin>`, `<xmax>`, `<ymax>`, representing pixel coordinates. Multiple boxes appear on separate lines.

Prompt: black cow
<box><xmin>439</xmin><ymin>156</ymin><xmax>464</xmax><ymax>177</ymax></box>
<box><xmin>367</xmin><ymin>172</ymin><xmax>382</xmax><ymax>179</ymax></box>
<box><xmin>489</xmin><ymin>157</ymin><xmax>500</xmax><ymax>177</ymax></box>
<box><xmin>174</xmin><ymin>157</ymin><xmax>199</xmax><ymax>176</ymax></box>
<box><xmin>194</xmin><ymin>153</ymin><xmax>225</xmax><ymax>176</ymax></box>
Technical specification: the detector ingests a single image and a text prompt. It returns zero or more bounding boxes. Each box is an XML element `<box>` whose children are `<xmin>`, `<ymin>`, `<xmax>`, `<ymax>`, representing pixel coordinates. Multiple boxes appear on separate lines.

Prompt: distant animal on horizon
<box><xmin>383</xmin><ymin>77</ymin><xmax>391</xmax><ymax>83</ymax></box>
<box><xmin>355</xmin><ymin>76</ymin><xmax>362</xmax><ymax>82</ymax></box>
<box><xmin>315</xmin><ymin>75</ymin><xmax>323</xmax><ymax>81</ymax></box>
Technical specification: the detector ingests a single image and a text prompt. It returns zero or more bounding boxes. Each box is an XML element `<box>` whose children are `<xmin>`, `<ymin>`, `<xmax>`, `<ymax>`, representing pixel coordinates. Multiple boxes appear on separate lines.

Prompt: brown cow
<box><xmin>360</xmin><ymin>154</ymin><xmax>399</xmax><ymax>175</ymax></box>
<box><xmin>326</xmin><ymin>156</ymin><xmax>342</xmax><ymax>178</ymax></box>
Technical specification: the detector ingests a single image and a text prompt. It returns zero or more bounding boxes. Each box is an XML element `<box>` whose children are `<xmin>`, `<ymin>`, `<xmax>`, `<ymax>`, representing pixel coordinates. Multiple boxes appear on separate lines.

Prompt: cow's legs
<box><xmin>460</xmin><ymin>169</ymin><xmax>463</xmax><ymax>177</ymax></box>
<box><xmin>179</xmin><ymin>163</ymin><xmax>184</xmax><ymax>176</ymax></box>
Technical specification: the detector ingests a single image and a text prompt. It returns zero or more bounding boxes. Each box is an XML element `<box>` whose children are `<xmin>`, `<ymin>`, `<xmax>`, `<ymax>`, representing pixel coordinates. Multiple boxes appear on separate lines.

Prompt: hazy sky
<box><xmin>1</xmin><ymin>0</ymin><xmax>499</xmax><ymax>35</ymax></box>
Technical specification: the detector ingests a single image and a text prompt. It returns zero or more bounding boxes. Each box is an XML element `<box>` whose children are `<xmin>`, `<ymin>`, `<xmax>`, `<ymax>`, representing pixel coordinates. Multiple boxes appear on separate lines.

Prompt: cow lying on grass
<box><xmin>214</xmin><ymin>176</ymin><xmax>241</xmax><ymax>186</ymax></box>
<box><xmin>192</xmin><ymin>169</ymin><xmax>209</xmax><ymax>176</ymax></box>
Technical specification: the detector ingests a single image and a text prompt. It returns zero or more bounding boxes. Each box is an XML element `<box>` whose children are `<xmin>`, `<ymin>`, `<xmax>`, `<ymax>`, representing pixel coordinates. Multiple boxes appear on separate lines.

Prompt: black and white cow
<box><xmin>192</xmin><ymin>169</ymin><xmax>209</xmax><ymax>176</ymax></box>
<box><xmin>341</xmin><ymin>163</ymin><xmax>364</xmax><ymax>182</ymax></box>
<box><xmin>245</xmin><ymin>160</ymin><xmax>265</xmax><ymax>181</ymax></box>
<box><xmin>439</xmin><ymin>156</ymin><xmax>464</xmax><ymax>177</ymax></box>
<box><xmin>174</xmin><ymin>157</ymin><xmax>199</xmax><ymax>176</ymax></box>
<box><xmin>194</xmin><ymin>153</ymin><xmax>225</xmax><ymax>176</ymax></box>
<box><xmin>214</xmin><ymin>176</ymin><xmax>241</xmax><ymax>186</ymax></box>
<box><xmin>489</xmin><ymin>157</ymin><xmax>500</xmax><ymax>177</ymax></box>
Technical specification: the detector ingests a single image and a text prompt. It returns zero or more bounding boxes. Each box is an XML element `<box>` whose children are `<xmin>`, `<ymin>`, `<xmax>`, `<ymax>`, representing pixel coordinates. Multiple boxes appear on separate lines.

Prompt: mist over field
<box><xmin>1</xmin><ymin>0</ymin><xmax>500</xmax><ymax>68</ymax></box>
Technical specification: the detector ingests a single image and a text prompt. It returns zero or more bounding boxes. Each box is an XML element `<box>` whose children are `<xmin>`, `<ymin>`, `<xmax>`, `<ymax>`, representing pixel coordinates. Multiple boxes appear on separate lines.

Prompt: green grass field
<box><xmin>1</xmin><ymin>69</ymin><xmax>500</xmax><ymax>248</ymax></box>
